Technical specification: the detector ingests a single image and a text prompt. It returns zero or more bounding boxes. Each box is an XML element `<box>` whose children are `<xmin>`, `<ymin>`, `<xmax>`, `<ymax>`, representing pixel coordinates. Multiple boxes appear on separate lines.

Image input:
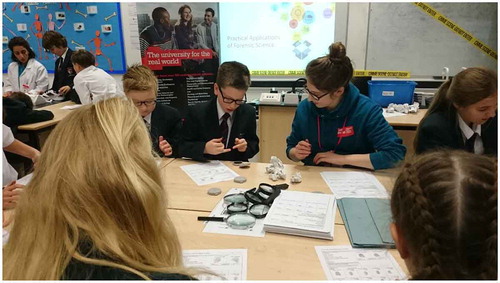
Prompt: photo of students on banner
<box><xmin>137</xmin><ymin>3</ymin><xmax>219</xmax><ymax>115</ymax></box>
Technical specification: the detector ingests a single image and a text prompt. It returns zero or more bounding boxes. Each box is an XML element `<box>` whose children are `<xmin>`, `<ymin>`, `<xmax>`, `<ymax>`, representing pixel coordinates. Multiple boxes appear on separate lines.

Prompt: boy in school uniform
<box><xmin>71</xmin><ymin>50</ymin><xmax>120</xmax><ymax>105</ymax></box>
<box><xmin>179</xmin><ymin>61</ymin><xmax>259</xmax><ymax>161</ymax></box>
<box><xmin>42</xmin><ymin>31</ymin><xmax>78</xmax><ymax>102</ymax></box>
<box><xmin>122</xmin><ymin>64</ymin><xmax>181</xmax><ymax>157</ymax></box>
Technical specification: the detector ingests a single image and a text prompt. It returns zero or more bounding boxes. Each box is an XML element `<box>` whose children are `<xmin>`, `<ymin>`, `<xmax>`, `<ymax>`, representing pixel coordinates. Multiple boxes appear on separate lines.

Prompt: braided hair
<box><xmin>391</xmin><ymin>150</ymin><xmax>497</xmax><ymax>279</ymax></box>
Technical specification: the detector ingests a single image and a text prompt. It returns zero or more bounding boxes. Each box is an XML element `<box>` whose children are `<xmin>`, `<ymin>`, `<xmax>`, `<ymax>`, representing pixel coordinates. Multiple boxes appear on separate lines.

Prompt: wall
<box><xmin>3</xmin><ymin>2</ymin><xmax>497</xmax><ymax>98</ymax></box>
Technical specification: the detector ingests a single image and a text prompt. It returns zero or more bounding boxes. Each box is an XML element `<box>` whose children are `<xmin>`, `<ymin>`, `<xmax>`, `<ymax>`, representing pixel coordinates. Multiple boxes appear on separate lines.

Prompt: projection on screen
<box><xmin>220</xmin><ymin>2</ymin><xmax>336</xmax><ymax>77</ymax></box>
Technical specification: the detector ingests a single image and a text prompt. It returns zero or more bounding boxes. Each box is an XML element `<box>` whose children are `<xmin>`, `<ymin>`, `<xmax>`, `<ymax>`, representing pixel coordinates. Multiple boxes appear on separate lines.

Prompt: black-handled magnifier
<box><xmin>199</xmin><ymin>183</ymin><xmax>289</xmax><ymax>229</ymax></box>
<box><xmin>198</xmin><ymin>213</ymin><xmax>257</xmax><ymax>230</ymax></box>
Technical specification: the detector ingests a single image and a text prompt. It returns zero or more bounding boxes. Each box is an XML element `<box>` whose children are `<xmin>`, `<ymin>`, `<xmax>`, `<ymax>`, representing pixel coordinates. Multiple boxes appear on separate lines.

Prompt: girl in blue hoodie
<box><xmin>286</xmin><ymin>42</ymin><xmax>406</xmax><ymax>170</ymax></box>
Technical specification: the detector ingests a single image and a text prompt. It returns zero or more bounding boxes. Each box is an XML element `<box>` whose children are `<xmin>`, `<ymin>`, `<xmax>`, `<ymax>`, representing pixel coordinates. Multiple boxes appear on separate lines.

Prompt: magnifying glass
<box><xmin>198</xmin><ymin>213</ymin><xmax>256</xmax><ymax>230</ymax></box>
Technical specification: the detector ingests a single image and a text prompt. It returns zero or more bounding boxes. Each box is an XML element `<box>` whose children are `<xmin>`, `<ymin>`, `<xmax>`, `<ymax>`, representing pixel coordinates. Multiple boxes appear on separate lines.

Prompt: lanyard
<box><xmin>317</xmin><ymin>115</ymin><xmax>348</xmax><ymax>153</ymax></box>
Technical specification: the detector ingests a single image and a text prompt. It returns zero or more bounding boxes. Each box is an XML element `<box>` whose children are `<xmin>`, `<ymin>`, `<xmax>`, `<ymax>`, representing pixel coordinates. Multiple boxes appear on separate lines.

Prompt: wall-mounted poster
<box><xmin>136</xmin><ymin>2</ymin><xmax>219</xmax><ymax>115</ymax></box>
<box><xmin>2</xmin><ymin>2</ymin><xmax>126</xmax><ymax>74</ymax></box>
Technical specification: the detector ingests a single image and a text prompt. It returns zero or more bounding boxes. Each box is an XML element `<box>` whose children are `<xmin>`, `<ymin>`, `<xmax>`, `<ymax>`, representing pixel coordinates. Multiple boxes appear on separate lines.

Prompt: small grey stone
<box><xmin>207</xmin><ymin>188</ymin><xmax>222</xmax><ymax>196</ymax></box>
<box><xmin>311</xmin><ymin>191</ymin><xmax>324</xmax><ymax>194</ymax></box>
<box><xmin>234</xmin><ymin>176</ymin><xmax>247</xmax><ymax>183</ymax></box>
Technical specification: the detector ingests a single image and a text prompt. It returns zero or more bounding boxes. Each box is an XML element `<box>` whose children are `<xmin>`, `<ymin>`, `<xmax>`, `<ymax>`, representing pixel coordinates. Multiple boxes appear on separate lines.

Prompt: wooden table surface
<box><xmin>161</xmin><ymin>159</ymin><xmax>400</xmax><ymax>224</ymax></box>
<box><xmin>170</xmin><ymin>208</ymin><xmax>408</xmax><ymax>280</ymax></box>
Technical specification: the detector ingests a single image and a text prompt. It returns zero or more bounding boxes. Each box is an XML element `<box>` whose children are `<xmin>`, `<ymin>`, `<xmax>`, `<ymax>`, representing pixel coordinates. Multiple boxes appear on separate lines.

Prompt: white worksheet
<box><xmin>60</xmin><ymin>104</ymin><xmax>83</xmax><ymax>110</ymax></box>
<box><xmin>183</xmin><ymin>249</ymin><xmax>247</xmax><ymax>280</ymax></box>
<box><xmin>263</xmin><ymin>190</ymin><xmax>336</xmax><ymax>240</ymax></box>
<box><xmin>16</xmin><ymin>173</ymin><xmax>33</xmax><ymax>185</ymax></box>
<box><xmin>315</xmin><ymin>245</ymin><xmax>407</xmax><ymax>280</ymax></box>
<box><xmin>202</xmin><ymin>188</ymin><xmax>266</xmax><ymax>238</ymax></box>
<box><xmin>180</xmin><ymin>161</ymin><xmax>239</xmax><ymax>186</ymax></box>
<box><xmin>320</xmin><ymin>171</ymin><xmax>389</xmax><ymax>199</ymax></box>
<box><xmin>382</xmin><ymin>110</ymin><xmax>407</xmax><ymax>118</ymax></box>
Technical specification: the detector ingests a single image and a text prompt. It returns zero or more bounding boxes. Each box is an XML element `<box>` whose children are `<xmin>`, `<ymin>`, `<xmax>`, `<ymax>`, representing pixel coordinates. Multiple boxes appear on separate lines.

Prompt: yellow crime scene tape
<box><xmin>414</xmin><ymin>2</ymin><xmax>497</xmax><ymax>60</ymax></box>
<box><xmin>251</xmin><ymin>70</ymin><xmax>410</xmax><ymax>78</ymax></box>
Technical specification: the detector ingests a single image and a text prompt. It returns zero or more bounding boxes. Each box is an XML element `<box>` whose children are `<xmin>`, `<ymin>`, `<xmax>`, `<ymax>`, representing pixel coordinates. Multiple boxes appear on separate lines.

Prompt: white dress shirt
<box><xmin>73</xmin><ymin>65</ymin><xmax>122</xmax><ymax>105</ymax></box>
<box><xmin>457</xmin><ymin>114</ymin><xmax>484</xmax><ymax>154</ymax></box>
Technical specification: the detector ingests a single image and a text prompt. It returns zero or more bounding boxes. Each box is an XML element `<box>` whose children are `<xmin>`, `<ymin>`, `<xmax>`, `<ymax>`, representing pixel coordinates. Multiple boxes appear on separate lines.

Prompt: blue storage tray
<box><xmin>367</xmin><ymin>80</ymin><xmax>417</xmax><ymax>107</ymax></box>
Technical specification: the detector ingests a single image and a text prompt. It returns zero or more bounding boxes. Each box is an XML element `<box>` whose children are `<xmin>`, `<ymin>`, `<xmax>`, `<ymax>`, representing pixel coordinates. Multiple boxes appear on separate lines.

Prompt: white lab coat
<box><xmin>4</xmin><ymin>58</ymin><xmax>49</xmax><ymax>94</ymax></box>
<box><xmin>73</xmin><ymin>65</ymin><xmax>122</xmax><ymax>105</ymax></box>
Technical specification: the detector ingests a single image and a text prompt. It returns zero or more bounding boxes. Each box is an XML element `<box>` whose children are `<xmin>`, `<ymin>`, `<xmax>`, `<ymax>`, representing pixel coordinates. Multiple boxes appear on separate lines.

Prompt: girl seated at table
<box><xmin>3</xmin><ymin>98</ymin><xmax>195</xmax><ymax>280</ymax></box>
<box><xmin>415</xmin><ymin>67</ymin><xmax>497</xmax><ymax>155</ymax></box>
<box><xmin>390</xmin><ymin>150</ymin><xmax>497</xmax><ymax>279</ymax></box>
<box><xmin>4</xmin><ymin>37</ymin><xmax>49</xmax><ymax>97</ymax></box>
<box><xmin>286</xmin><ymin>42</ymin><xmax>406</xmax><ymax>170</ymax></box>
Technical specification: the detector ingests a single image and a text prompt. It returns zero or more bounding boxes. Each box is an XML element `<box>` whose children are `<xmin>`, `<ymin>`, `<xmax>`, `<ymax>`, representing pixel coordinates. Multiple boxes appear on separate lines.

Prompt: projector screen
<box><xmin>219</xmin><ymin>2</ymin><xmax>336</xmax><ymax>77</ymax></box>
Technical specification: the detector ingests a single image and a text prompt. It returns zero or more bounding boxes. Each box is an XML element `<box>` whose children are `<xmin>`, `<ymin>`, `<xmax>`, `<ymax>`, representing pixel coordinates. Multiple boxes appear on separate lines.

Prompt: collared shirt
<box><xmin>216</xmin><ymin>99</ymin><xmax>233</xmax><ymax>147</ymax></box>
<box><xmin>457</xmin><ymin>114</ymin><xmax>483</xmax><ymax>154</ymax></box>
<box><xmin>73</xmin><ymin>65</ymin><xmax>120</xmax><ymax>105</ymax></box>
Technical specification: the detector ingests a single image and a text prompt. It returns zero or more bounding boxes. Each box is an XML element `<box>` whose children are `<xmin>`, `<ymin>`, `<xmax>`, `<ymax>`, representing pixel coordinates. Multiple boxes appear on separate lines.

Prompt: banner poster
<box><xmin>136</xmin><ymin>3</ymin><xmax>219</xmax><ymax>115</ymax></box>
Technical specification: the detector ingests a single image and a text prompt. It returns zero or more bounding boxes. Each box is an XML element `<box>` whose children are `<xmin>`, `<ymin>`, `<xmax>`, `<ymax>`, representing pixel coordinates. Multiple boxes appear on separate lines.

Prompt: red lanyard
<box><xmin>317</xmin><ymin>115</ymin><xmax>348</xmax><ymax>153</ymax></box>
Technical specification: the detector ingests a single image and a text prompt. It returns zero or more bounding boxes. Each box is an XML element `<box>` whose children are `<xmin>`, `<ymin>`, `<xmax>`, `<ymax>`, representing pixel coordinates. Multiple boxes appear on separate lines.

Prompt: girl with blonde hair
<box><xmin>415</xmin><ymin>67</ymin><xmax>497</xmax><ymax>155</ymax></box>
<box><xmin>391</xmin><ymin>150</ymin><xmax>497</xmax><ymax>279</ymax></box>
<box><xmin>3</xmin><ymin>97</ymin><xmax>194</xmax><ymax>280</ymax></box>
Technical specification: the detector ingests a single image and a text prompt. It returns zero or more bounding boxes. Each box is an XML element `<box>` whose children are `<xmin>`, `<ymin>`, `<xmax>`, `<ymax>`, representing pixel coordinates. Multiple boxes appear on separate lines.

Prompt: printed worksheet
<box><xmin>16</xmin><ymin>173</ymin><xmax>33</xmax><ymax>185</ymax></box>
<box><xmin>180</xmin><ymin>161</ymin><xmax>239</xmax><ymax>186</ymax></box>
<box><xmin>315</xmin><ymin>245</ymin><xmax>407</xmax><ymax>280</ymax></box>
<box><xmin>202</xmin><ymin>188</ymin><xmax>266</xmax><ymax>238</ymax></box>
<box><xmin>320</xmin><ymin>172</ymin><xmax>388</xmax><ymax>199</ymax></box>
<box><xmin>263</xmin><ymin>190</ymin><xmax>335</xmax><ymax>240</ymax></box>
<box><xmin>183</xmin><ymin>249</ymin><xmax>247</xmax><ymax>280</ymax></box>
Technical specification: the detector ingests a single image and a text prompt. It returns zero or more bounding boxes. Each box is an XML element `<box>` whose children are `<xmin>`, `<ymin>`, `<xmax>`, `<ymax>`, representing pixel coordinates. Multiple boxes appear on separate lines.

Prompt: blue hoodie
<box><xmin>286</xmin><ymin>83</ymin><xmax>406</xmax><ymax>170</ymax></box>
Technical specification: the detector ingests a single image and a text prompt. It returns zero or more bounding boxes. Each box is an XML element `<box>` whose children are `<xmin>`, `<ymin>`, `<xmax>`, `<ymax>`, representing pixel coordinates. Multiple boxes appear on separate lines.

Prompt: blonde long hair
<box><xmin>3</xmin><ymin>98</ymin><xmax>188</xmax><ymax>280</ymax></box>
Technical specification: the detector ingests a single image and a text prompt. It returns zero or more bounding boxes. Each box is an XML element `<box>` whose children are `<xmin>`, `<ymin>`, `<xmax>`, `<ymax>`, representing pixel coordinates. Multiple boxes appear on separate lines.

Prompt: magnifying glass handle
<box><xmin>197</xmin><ymin>216</ymin><xmax>225</xmax><ymax>222</ymax></box>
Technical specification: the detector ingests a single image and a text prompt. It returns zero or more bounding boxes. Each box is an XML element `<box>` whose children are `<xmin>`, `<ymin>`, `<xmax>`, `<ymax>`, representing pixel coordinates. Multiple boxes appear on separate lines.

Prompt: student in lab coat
<box><xmin>3</xmin><ymin>37</ymin><xmax>49</xmax><ymax>97</ymax></box>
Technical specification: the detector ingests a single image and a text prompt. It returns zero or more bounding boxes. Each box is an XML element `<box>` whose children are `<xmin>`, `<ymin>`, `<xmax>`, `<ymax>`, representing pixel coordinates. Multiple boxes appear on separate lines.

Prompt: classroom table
<box><xmin>169</xmin><ymin>208</ymin><xmax>408</xmax><ymax>280</ymax></box>
<box><xmin>161</xmin><ymin>159</ymin><xmax>400</xmax><ymax>225</ymax></box>
<box><xmin>162</xmin><ymin>159</ymin><xmax>407</xmax><ymax>279</ymax></box>
<box><xmin>257</xmin><ymin>104</ymin><xmax>427</xmax><ymax>164</ymax></box>
<box><xmin>16</xmin><ymin>101</ymin><xmax>77</xmax><ymax>149</ymax></box>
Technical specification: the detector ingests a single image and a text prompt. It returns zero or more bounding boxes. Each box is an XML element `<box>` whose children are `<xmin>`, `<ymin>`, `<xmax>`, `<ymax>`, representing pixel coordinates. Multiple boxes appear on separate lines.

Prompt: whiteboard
<box><xmin>366</xmin><ymin>3</ymin><xmax>497</xmax><ymax>76</ymax></box>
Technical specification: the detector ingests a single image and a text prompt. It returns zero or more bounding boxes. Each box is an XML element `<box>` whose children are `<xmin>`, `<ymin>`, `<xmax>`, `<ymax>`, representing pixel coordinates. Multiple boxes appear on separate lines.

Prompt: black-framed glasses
<box><xmin>133</xmin><ymin>100</ymin><xmax>157</xmax><ymax>107</ymax></box>
<box><xmin>220</xmin><ymin>89</ymin><xmax>246</xmax><ymax>105</ymax></box>
<box><xmin>304</xmin><ymin>86</ymin><xmax>330</xmax><ymax>101</ymax></box>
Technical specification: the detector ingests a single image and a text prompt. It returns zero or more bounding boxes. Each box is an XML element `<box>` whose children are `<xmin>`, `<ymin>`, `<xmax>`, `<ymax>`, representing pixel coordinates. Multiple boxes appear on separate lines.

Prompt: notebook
<box><xmin>263</xmin><ymin>190</ymin><xmax>336</xmax><ymax>240</ymax></box>
<box><xmin>337</xmin><ymin>198</ymin><xmax>395</xmax><ymax>248</ymax></box>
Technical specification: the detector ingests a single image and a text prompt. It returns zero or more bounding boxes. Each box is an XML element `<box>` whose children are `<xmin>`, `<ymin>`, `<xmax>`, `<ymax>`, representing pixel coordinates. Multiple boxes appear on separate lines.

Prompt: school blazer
<box><xmin>51</xmin><ymin>48</ymin><xmax>76</xmax><ymax>93</ymax></box>
<box><xmin>416</xmin><ymin>110</ymin><xmax>497</xmax><ymax>156</ymax></box>
<box><xmin>150</xmin><ymin>103</ymin><xmax>182</xmax><ymax>157</ymax></box>
<box><xmin>179</xmin><ymin>98</ymin><xmax>259</xmax><ymax>161</ymax></box>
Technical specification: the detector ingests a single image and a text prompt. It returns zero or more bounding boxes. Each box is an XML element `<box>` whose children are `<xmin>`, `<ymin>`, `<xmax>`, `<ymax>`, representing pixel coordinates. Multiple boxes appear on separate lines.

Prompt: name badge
<box><xmin>337</xmin><ymin>126</ymin><xmax>354</xmax><ymax>138</ymax></box>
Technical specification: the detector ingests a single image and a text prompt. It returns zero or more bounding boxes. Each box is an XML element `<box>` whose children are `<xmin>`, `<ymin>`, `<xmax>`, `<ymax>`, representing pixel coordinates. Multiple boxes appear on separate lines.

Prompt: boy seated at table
<box><xmin>71</xmin><ymin>50</ymin><xmax>121</xmax><ymax>105</ymax></box>
<box><xmin>122</xmin><ymin>64</ymin><xmax>181</xmax><ymax>157</ymax></box>
<box><xmin>179</xmin><ymin>61</ymin><xmax>259</xmax><ymax>161</ymax></box>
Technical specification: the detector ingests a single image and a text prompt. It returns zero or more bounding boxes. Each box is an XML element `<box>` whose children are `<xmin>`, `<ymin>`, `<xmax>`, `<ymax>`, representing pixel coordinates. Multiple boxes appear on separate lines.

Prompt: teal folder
<box><xmin>338</xmin><ymin>198</ymin><xmax>395</xmax><ymax>248</ymax></box>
